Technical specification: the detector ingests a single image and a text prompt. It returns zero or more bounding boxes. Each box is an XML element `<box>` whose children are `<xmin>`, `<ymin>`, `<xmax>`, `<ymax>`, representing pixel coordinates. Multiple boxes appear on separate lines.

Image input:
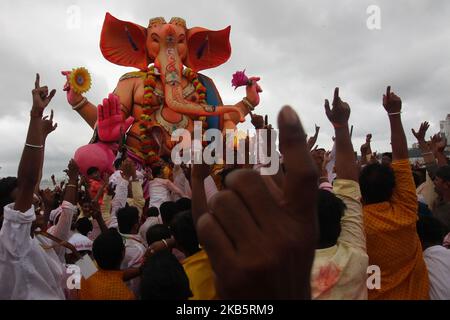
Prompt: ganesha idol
<box><xmin>64</xmin><ymin>13</ymin><xmax>262</xmax><ymax>175</ymax></box>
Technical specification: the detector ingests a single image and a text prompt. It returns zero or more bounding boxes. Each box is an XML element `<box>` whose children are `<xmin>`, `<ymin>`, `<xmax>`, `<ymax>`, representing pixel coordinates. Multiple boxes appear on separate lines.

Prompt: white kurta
<box><xmin>0</xmin><ymin>201</ymin><xmax>76</xmax><ymax>300</ymax></box>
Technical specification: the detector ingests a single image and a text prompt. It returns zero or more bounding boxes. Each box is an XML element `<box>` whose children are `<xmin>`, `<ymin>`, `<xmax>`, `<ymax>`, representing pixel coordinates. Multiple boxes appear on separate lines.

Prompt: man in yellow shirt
<box><xmin>80</xmin><ymin>229</ymin><xmax>135</xmax><ymax>300</ymax></box>
<box><xmin>360</xmin><ymin>87</ymin><xmax>429</xmax><ymax>300</ymax></box>
<box><xmin>170</xmin><ymin>211</ymin><xmax>217</xmax><ymax>300</ymax></box>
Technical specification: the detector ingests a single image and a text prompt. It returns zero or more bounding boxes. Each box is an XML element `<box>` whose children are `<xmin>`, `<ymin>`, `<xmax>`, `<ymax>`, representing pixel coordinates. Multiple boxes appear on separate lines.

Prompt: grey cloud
<box><xmin>1</xmin><ymin>0</ymin><xmax>449</xmax><ymax>177</ymax></box>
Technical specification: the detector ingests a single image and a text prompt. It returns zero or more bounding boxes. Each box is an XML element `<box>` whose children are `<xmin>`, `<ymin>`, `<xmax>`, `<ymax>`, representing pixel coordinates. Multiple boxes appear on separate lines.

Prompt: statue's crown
<box><xmin>148</xmin><ymin>17</ymin><xmax>186</xmax><ymax>29</ymax></box>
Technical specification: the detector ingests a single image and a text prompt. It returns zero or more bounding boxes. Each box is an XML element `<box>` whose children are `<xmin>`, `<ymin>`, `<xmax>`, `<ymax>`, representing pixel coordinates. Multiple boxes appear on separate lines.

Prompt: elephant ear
<box><xmin>185</xmin><ymin>26</ymin><xmax>231</xmax><ymax>72</ymax></box>
<box><xmin>100</xmin><ymin>13</ymin><xmax>149</xmax><ymax>70</ymax></box>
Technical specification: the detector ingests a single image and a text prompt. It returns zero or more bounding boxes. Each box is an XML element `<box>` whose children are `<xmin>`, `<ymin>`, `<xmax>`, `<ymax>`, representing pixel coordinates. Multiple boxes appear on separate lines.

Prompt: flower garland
<box><xmin>138</xmin><ymin>65</ymin><xmax>208</xmax><ymax>164</ymax></box>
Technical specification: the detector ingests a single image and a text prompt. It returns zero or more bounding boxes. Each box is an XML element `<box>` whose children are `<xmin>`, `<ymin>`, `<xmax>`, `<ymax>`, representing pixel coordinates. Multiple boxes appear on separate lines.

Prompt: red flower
<box><xmin>231</xmin><ymin>69</ymin><xmax>249</xmax><ymax>90</ymax></box>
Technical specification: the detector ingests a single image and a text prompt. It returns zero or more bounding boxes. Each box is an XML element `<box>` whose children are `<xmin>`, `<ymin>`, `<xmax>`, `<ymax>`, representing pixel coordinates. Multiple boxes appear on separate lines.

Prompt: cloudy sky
<box><xmin>0</xmin><ymin>0</ymin><xmax>449</xmax><ymax>178</ymax></box>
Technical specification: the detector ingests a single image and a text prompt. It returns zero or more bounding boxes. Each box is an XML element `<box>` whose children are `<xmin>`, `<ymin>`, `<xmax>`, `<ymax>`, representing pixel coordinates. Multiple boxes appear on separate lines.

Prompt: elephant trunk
<box><xmin>156</xmin><ymin>29</ymin><xmax>241</xmax><ymax>118</ymax></box>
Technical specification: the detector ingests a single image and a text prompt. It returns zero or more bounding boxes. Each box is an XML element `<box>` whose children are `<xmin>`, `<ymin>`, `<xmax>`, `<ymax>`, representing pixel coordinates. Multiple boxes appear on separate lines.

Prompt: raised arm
<box><xmin>412</xmin><ymin>122</ymin><xmax>438</xmax><ymax>178</ymax></box>
<box><xmin>48</xmin><ymin>159</ymin><xmax>79</xmax><ymax>260</ymax></box>
<box><xmin>307</xmin><ymin>124</ymin><xmax>320</xmax><ymax>151</ymax></box>
<box><xmin>384</xmin><ymin>86</ymin><xmax>408</xmax><ymax>160</ymax></box>
<box><xmin>324</xmin><ymin>88</ymin><xmax>358</xmax><ymax>181</ymax></box>
<box><xmin>324</xmin><ymin>88</ymin><xmax>365</xmax><ymax>251</ymax></box>
<box><xmin>14</xmin><ymin>74</ymin><xmax>55</xmax><ymax>213</ymax></box>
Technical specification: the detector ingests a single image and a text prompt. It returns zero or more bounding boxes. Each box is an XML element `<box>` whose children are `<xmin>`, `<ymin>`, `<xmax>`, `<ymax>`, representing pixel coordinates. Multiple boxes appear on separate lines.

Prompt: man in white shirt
<box><xmin>0</xmin><ymin>75</ymin><xmax>79</xmax><ymax>300</ymax></box>
<box><xmin>148</xmin><ymin>166</ymin><xmax>187</xmax><ymax>209</ymax></box>
<box><xmin>139</xmin><ymin>206</ymin><xmax>162</xmax><ymax>246</ymax></box>
<box><xmin>417</xmin><ymin>215</ymin><xmax>450</xmax><ymax>300</ymax></box>
<box><xmin>116</xmin><ymin>205</ymin><xmax>147</xmax><ymax>297</ymax></box>
<box><xmin>0</xmin><ymin>201</ymin><xmax>77</xmax><ymax>299</ymax></box>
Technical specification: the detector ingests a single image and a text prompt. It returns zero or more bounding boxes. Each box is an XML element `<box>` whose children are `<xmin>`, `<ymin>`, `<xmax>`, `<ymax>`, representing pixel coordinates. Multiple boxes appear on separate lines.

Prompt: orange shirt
<box><xmin>80</xmin><ymin>270</ymin><xmax>135</xmax><ymax>300</ymax></box>
<box><xmin>363</xmin><ymin>159</ymin><xmax>429</xmax><ymax>300</ymax></box>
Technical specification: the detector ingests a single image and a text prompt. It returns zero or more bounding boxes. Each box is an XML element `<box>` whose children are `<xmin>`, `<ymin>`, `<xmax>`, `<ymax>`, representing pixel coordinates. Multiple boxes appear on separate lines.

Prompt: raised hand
<box><xmin>42</xmin><ymin>110</ymin><xmax>58</xmax><ymax>138</ymax></box>
<box><xmin>324</xmin><ymin>88</ymin><xmax>350</xmax><ymax>127</ymax></box>
<box><xmin>250</xmin><ymin>113</ymin><xmax>265</xmax><ymax>129</ymax></box>
<box><xmin>97</xmin><ymin>93</ymin><xmax>134</xmax><ymax>142</ymax></box>
<box><xmin>32</xmin><ymin>74</ymin><xmax>56</xmax><ymax>117</ymax></box>
<box><xmin>66</xmin><ymin>159</ymin><xmax>80</xmax><ymax>181</ymax></box>
<box><xmin>197</xmin><ymin>106</ymin><xmax>318</xmax><ymax>299</ymax></box>
<box><xmin>120</xmin><ymin>158</ymin><xmax>136</xmax><ymax>180</ymax></box>
<box><xmin>307</xmin><ymin>124</ymin><xmax>320</xmax><ymax>151</ymax></box>
<box><xmin>62</xmin><ymin>70</ymin><xmax>83</xmax><ymax>106</ymax></box>
<box><xmin>383</xmin><ymin>86</ymin><xmax>402</xmax><ymax>114</ymax></box>
<box><xmin>411</xmin><ymin>121</ymin><xmax>430</xmax><ymax>143</ymax></box>
<box><xmin>39</xmin><ymin>188</ymin><xmax>55</xmax><ymax>209</ymax></box>
<box><xmin>430</xmin><ymin>133</ymin><xmax>447</xmax><ymax>153</ymax></box>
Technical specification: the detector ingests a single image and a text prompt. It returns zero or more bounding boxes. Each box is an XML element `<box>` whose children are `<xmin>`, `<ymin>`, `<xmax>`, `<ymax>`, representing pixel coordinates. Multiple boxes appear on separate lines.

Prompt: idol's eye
<box><xmin>151</xmin><ymin>33</ymin><xmax>159</xmax><ymax>43</ymax></box>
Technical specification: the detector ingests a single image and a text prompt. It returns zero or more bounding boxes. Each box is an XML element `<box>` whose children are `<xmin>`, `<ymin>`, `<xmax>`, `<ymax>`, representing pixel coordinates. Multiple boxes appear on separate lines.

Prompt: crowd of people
<box><xmin>0</xmin><ymin>74</ymin><xmax>449</xmax><ymax>300</ymax></box>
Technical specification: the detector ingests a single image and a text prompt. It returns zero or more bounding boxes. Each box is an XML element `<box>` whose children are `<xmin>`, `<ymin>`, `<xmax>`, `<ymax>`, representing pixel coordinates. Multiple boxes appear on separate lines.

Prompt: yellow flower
<box><xmin>70</xmin><ymin>67</ymin><xmax>92</xmax><ymax>94</ymax></box>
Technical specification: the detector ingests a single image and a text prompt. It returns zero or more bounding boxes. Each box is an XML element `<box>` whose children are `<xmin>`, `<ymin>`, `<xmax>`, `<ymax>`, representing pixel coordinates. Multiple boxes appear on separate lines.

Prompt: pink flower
<box><xmin>231</xmin><ymin>69</ymin><xmax>249</xmax><ymax>90</ymax></box>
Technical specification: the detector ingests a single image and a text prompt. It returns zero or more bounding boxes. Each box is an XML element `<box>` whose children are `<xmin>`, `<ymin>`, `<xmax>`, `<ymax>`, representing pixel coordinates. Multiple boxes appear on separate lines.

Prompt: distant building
<box><xmin>440</xmin><ymin>114</ymin><xmax>450</xmax><ymax>151</ymax></box>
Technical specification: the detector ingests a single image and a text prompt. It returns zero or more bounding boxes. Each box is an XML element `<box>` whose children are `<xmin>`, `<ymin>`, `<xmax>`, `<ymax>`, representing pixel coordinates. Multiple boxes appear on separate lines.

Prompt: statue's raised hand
<box><xmin>97</xmin><ymin>93</ymin><xmax>134</xmax><ymax>142</ymax></box>
<box><xmin>62</xmin><ymin>70</ymin><xmax>83</xmax><ymax>106</ymax></box>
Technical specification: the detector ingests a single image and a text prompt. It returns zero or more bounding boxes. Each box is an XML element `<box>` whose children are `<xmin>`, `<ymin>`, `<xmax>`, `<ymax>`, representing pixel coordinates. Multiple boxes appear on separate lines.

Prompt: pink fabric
<box><xmin>74</xmin><ymin>142</ymin><xmax>115</xmax><ymax>176</ymax></box>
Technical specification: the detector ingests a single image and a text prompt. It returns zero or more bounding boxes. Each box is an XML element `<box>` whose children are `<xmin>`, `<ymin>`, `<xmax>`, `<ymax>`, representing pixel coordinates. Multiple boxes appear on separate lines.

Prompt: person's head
<box><xmin>434</xmin><ymin>165</ymin><xmax>450</xmax><ymax>199</ymax></box>
<box><xmin>160</xmin><ymin>201</ymin><xmax>178</xmax><ymax>226</ymax></box>
<box><xmin>76</xmin><ymin>217</ymin><xmax>93</xmax><ymax>236</ymax></box>
<box><xmin>87</xmin><ymin>167</ymin><xmax>101</xmax><ymax>180</ymax></box>
<box><xmin>170</xmin><ymin>210</ymin><xmax>200</xmax><ymax>257</ymax></box>
<box><xmin>117</xmin><ymin>205</ymin><xmax>140</xmax><ymax>234</ymax></box>
<box><xmin>359</xmin><ymin>163</ymin><xmax>396</xmax><ymax>205</ymax></box>
<box><xmin>114</xmin><ymin>158</ymin><xmax>123</xmax><ymax>170</ymax></box>
<box><xmin>145</xmin><ymin>206</ymin><xmax>160</xmax><ymax>218</ymax></box>
<box><xmin>79</xmin><ymin>199</ymin><xmax>93</xmax><ymax>217</ymax></box>
<box><xmin>413</xmin><ymin>169</ymin><xmax>426</xmax><ymax>189</ymax></box>
<box><xmin>92</xmin><ymin>229</ymin><xmax>125</xmax><ymax>270</ymax></box>
<box><xmin>140</xmin><ymin>250</ymin><xmax>192</xmax><ymax>300</ymax></box>
<box><xmin>417</xmin><ymin>215</ymin><xmax>447</xmax><ymax>249</ymax></box>
<box><xmin>381</xmin><ymin>152</ymin><xmax>393</xmax><ymax>166</ymax></box>
<box><xmin>317</xmin><ymin>189</ymin><xmax>346</xmax><ymax>248</ymax></box>
<box><xmin>151</xmin><ymin>165</ymin><xmax>163</xmax><ymax>178</ymax></box>
<box><xmin>146</xmin><ymin>224</ymin><xmax>171</xmax><ymax>246</ymax></box>
<box><xmin>0</xmin><ymin>177</ymin><xmax>19</xmax><ymax>228</ymax></box>
<box><xmin>175</xmin><ymin>198</ymin><xmax>191</xmax><ymax>212</ymax></box>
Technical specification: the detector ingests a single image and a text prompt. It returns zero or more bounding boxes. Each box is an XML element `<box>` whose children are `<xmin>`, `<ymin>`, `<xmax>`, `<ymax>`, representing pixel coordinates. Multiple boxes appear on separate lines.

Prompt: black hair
<box><xmin>92</xmin><ymin>229</ymin><xmax>124</xmax><ymax>270</ymax></box>
<box><xmin>140</xmin><ymin>250</ymin><xmax>192</xmax><ymax>300</ymax></box>
<box><xmin>417</xmin><ymin>215</ymin><xmax>446</xmax><ymax>249</ymax></box>
<box><xmin>0</xmin><ymin>177</ymin><xmax>18</xmax><ymax>216</ymax></box>
<box><xmin>359</xmin><ymin>163</ymin><xmax>396</xmax><ymax>204</ymax></box>
<box><xmin>412</xmin><ymin>169</ymin><xmax>426</xmax><ymax>188</ymax></box>
<box><xmin>317</xmin><ymin>189</ymin><xmax>346</xmax><ymax>248</ymax></box>
<box><xmin>146</xmin><ymin>206</ymin><xmax>160</xmax><ymax>218</ymax></box>
<box><xmin>117</xmin><ymin>205</ymin><xmax>140</xmax><ymax>234</ymax></box>
<box><xmin>170</xmin><ymin>210</ymin><xmax>200</xmax><ymax>256</ymax></box>
<box><xmin>382</xmin><ymin>152</ymin><xmax>393</xmax><ymax>160</ymax></box>
<box><xmin>87</xmin><ymin>167</ymin><xmax>100</xmax><ymax>177</ymax></box>
<box><xmin>76</xmin><ymin>217</ymin><xmax>93</xmax><ymax>237</ymax></box>
<box><xmin>152</xmin><ymin>166</ymin><xmax>162</xmax><ymax>177</ymax></box>
<box><xmin>160</xmin><ymin>201</ymin><xmax>178</xmax><ymax>226</ymax></box>
<box><xmin>175</xmin><ymin>198</ymin><xmax>192</xmax><ymax>212</ymax></box>
<box><xmin>436</xmin><ymin>165</ymin><xmax>450</xmax><ymax>182</ymax></box>
<box><xmin>146</xmin><ymin>224</ymin><xmax>171</xmax><ymax>246</ymax></box>
<box><xmin>114</xmin><ymin>158</ymin><xmax>123</xmax><ymax>170</ymax></box>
